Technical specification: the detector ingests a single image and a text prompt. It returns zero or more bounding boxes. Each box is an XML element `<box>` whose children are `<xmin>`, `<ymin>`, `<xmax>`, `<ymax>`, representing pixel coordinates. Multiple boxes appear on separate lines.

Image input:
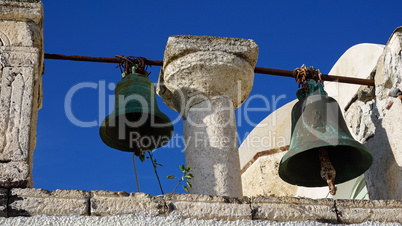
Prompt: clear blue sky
<box><xmin>35</xmin><ymin>0</ymin><xmax>402</xmax><ymax>195</ymax></box>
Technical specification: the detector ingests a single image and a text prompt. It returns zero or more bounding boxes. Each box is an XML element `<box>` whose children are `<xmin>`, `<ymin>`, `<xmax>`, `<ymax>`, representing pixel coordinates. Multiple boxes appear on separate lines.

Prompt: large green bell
<box><xmin>99</xmin><ymin>71</ymin><xmax>174</xmax><ymax>154</ymax></box>
<box><xmin>278</xmin><ymin>80</ymin><xmax>373</xmax><ymax>187</ymax></box>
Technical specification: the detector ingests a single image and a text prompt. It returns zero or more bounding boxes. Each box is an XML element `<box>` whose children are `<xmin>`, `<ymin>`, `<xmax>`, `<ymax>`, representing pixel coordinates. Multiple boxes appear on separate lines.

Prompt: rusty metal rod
<box><xmin>253</xmin><ymin>67</ymin><xmax>374</xmax><ymax>86</ymax></box>
<box><xmin>44</xmin><ymin>53</ymin><xmax>163</xmax><ymax>66</ymax></box>
<box><xmin>44</xmin><ymin>53</ymin><xmax>374</xmax><ymax>86</ymax></box>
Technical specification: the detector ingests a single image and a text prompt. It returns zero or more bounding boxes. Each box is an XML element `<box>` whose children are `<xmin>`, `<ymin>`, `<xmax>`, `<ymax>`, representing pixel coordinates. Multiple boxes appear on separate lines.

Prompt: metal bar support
<box><xmin>44</xmin><ymin>53</ymin><xmax>374</xmax><ymax>86</ymax></box>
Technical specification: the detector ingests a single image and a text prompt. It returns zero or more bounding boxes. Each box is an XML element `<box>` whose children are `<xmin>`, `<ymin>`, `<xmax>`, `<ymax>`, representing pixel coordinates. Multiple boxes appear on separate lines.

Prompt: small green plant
<box><xmin>167</xmin><ymin>164</ymin><xmax>194</xmax><ymax>193</ymax></box>
<box><xmin>137</xmin><ymin>153</ymin><xmax>193</xmax><ymax>194</ymax></box>
<box><xmin>139</xmin><ymin>152</ymin><xmax>164</xmax><ymax>195</ymax></box>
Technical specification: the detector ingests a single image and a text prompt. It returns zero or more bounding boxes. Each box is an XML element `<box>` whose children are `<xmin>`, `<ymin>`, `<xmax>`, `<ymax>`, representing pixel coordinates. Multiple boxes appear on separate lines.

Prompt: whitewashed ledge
<box><xmin>0</xmin><ymin>188</ymin><xmax>400</xmax><ymax>225</ymax></box>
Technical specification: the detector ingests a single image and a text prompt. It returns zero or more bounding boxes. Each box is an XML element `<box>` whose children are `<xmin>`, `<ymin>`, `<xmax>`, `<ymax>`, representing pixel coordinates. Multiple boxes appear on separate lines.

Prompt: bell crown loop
<box><xmin>122</xmin><ymin>66</ymin><xmax>150</xmax><ymax>78</ymax></box>
<box><xmin>296</xmin><ymin>79</ymin><xmax>327</xmax><ymax>100</ymax></box>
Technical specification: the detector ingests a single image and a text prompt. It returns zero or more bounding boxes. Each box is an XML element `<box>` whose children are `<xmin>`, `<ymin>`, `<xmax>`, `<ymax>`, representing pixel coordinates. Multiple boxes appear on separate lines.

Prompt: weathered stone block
<box><xmin>335</xmin><ymin>199</ymin><xmax>402</xmax><ymax>223</ymax></box>
<box><xmin>0</xmin><ymin>2</ymin><xmax>43</xmax><ymax>191</ymax></box>
<box><xmin>0</xmin><ymin>66</ymin><xmax>35</xmax><ymax>162</ymax></box>
<box><xmin>0</xmin><ymin>161</ymin><xmax>29</xmax><ymax>188</ymax></box>
<box><xmin>165</xmin><ymin>193</ymin><xmax>251</xmax><ymax>221</ymax></box>
<box><xmin>8</xmin><ymin>188</ymin><xmax>90</xmax><ymax>216</ymax></box>
<box><xmin>0</xmin><ymin>0</ymin><xmax>44</xmax><ymax>191</ymax></box>
<box><xmin>162</xmin><ymin>35</ymin><xmax>258</xmax><ymax>65</ymax></box>
<box><xmin>251</xmin><ymin>196</ymin><xmax>337</xmax><ymax>223</ymax></box>
<box><xmin>0</xmin><ymin>47</ymin><xmax>41</xmax><ymax>67</ymax></box>
<box><xmin>0</xmin><ymin>21</ymin><xmax>42</xmax><ymax>47</ymax></box>
<box><xmin>0</xmin><ymin>1</ymin><xmax>43</xmax><ymax>25</ymax></box>
<box><xmin>90</xmin><ymin>190</ymin><xmax>165</xmax><ymax>216</ymax></box>
<box><xmin>0</xmin><ymin>188</ymin><xmax>7</xmax><ymax>217</ymax></box>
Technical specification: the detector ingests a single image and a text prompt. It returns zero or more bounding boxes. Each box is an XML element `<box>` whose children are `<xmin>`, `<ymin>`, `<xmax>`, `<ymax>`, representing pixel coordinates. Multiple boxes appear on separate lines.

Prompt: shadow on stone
<box><xmin>364</xmin><ymin>105</ymin><xmax>400</xmax><ymax>200</ymax></box>
<box><xmin>8</xmin><ymin>196</ymin><xmax>30</xmax><ymax>217</ymax></box>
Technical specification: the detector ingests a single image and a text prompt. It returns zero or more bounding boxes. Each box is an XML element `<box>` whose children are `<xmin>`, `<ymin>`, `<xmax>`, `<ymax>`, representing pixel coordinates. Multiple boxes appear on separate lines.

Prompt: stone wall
<box><xmin>0</xmin><ymin>0</ymin><xmax>43</xmax><ymax>188</ymax></box>
<box><xmin>346</xmin><ymin>27</ymin><xmax>402</xmax><ymax>200</ymax></box>
<box><xmin>0</xmin><ymin>188</ymin><xmax>401</xmax><ymax>224</ymax></box>
<box><xmin>0</xmin><ymin>1</ymin><xmax>401</xmax><ymax>225</ymax></box>
<box><xmin>241</xmin><ymin>29</ymin><xmax>402</xmax><ymax>200</ymax></box>
<box><xmin>325</xmin><ymin>28</ymin><xmax>402</xmax><ymax>200</ymax></box>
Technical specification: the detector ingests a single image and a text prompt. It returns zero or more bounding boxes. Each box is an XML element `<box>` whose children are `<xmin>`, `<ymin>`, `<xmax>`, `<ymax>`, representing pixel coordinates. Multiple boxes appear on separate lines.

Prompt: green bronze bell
<box><xmin>278</xmin><ymin>80</ymin><xmax>373</xmax><ymax>188</ymax></box>
<box><xmin>99</xmin><ymin>69</ymin><xmax>174</xmax><ymax>155</ymax></box>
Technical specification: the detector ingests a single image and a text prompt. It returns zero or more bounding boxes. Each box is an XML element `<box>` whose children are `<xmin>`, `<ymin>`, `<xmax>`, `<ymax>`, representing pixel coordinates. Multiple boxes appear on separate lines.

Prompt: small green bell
<box><xmin>99</xmin><ymin>69</ymin><xmax>174</xmax><ymax>155</ymax></box>
<box><xmin>278</xmin><ymin>80</ymin><xmax>373</xmax><ymax>189</ymax></box>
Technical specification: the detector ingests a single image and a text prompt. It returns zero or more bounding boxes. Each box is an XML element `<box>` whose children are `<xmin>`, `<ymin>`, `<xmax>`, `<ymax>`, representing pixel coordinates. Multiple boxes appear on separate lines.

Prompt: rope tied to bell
<box><xmin>115</xmin><ymin>55</ymin><xmax>151</xmax><ymax>76</ymax></box>
<box><xmin>293</xmin><ymin>64</ymin><xmax>323</xmax><ymax>93</ymax></box>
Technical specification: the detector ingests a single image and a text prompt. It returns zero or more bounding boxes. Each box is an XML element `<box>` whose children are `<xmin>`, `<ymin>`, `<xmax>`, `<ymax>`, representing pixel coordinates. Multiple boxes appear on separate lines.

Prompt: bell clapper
<box><xmin>318</xmin><ymin>148</ymin><xmax>337</xmax><ymax>195</ymax></box>
<box><xmin>132</xmin><ymin>132</ymin><xmax>141</xmax><ymax>192</ymax></box>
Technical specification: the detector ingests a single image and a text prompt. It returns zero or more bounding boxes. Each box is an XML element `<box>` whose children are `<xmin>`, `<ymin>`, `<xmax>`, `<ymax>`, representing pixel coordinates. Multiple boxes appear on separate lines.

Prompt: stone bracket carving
<box><xmin>0</xmin><ymin>31</ymin><xmax>10</xmax><ymax>47</ymax></box>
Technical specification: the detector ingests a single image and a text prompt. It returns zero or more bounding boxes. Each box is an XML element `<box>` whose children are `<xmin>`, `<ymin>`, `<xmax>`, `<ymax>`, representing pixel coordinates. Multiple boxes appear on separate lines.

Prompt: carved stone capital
<box><xmin>158</xmin><ymin>35</ymin><xmax>258</xmax><ymax>116</ymax></box>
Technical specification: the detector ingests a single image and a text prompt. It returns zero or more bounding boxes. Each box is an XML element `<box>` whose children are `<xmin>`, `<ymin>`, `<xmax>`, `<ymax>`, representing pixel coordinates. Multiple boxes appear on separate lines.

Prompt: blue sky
<box><xmin>35</xmin><ymin>0</ymin><xmax>402</xmax><ymax>195</ymax></box>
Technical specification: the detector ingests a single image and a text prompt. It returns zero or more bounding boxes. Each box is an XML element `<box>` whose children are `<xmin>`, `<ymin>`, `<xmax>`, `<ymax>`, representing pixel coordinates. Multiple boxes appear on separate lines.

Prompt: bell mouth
<box><xmin>99</xmin><ymin>112</ymin><xmax>174</xmax><ymax>153</ymax></box>
<box><xmin>278</xmin><ymin>142</ymin><xmax>373</xmax><ymax>187</ymax></box>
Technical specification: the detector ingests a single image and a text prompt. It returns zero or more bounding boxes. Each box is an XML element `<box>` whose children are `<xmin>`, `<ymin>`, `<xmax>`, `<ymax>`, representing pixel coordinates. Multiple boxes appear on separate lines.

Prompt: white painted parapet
<box><xmin>239</xmin><ymin>100</ymin><xmax>298</xmax><ymax>197</ymax></box>
<box><xmin>158</xmin><ymin>35</ymin><xmax>258</xmax><ymax>197</ymax></box>
<box><xmin>325</xmin><ymin>43</ymin><xmax>385</xmax><ymax>110</ymax></box>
